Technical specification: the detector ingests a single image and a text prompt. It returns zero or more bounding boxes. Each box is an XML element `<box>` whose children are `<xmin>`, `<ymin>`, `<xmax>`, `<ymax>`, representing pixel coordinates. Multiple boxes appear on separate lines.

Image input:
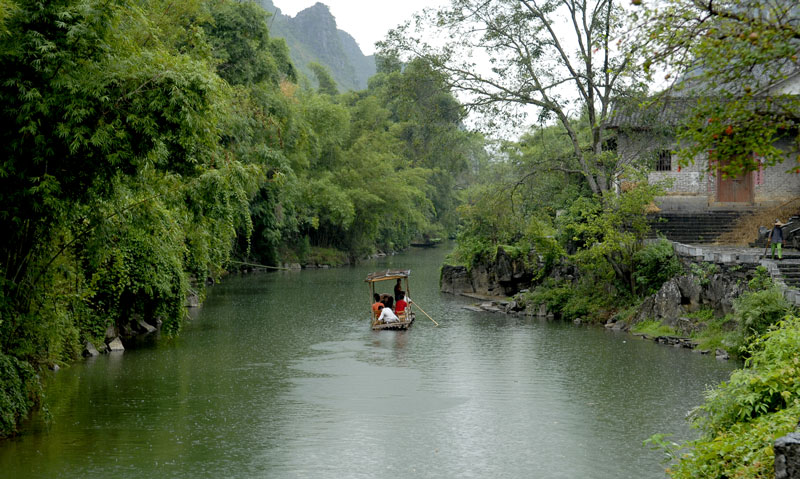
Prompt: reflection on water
<box><xmin>0</xmin><ymin>244</ymin><xmax>735</xmax><ymax>478</ymax></box>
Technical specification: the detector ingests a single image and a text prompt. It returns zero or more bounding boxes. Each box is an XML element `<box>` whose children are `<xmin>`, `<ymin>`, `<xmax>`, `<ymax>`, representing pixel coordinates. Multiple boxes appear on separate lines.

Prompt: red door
<box><xmin>717</xmin><ymin>161</ymin><xmax>753</xmax><ymax>203</ymax></box>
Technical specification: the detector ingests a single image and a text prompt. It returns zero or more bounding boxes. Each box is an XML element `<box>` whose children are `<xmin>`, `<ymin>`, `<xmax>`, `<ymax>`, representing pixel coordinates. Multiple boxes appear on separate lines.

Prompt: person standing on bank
<box><xmin>769</xmin><ymin>219</ymin><xmax>785</xmax><ymax>260</ymax></box>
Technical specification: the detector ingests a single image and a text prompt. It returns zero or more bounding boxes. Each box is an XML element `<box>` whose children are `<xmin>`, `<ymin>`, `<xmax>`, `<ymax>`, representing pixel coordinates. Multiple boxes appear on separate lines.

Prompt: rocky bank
<box><xmin>441</xmin><ymin>243</ymin><xmax>766</xmax><ymax>355</ymax></box>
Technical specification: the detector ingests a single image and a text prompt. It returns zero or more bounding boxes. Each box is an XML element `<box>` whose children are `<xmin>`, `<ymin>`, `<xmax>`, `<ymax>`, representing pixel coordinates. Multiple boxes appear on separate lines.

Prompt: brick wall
<box><xmin>755</xmin><ymin>139</ymin><xmax>800</xmax><ymax>204</ymax></box>
<box><xmin>619</xmin><ymin>132</ymin><xmax>800</xmax><ymax>206</ymax></box>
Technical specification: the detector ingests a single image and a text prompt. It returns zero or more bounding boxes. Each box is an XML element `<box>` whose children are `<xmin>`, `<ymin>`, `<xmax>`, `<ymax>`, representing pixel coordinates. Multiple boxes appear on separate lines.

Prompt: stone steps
<box><xmin>649</xmin><ymin>211</ymin><xmax>747</xmax><ymax>244</ymax></box>
<box><xmin>777</xmin><ymin>262</ymin><xmax>800</xmax><ymax>288</ymax></box>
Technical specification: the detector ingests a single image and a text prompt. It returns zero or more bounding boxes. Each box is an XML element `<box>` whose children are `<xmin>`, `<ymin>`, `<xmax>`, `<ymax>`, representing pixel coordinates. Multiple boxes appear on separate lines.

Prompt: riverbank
<box><xmin>453</xmin><ymin>293</ymin><xmax>736</xmax><ymax>359</ymax></box>
<box><xmin>441</xmin><ymin>240</ymin><xmax>797</xmax><ymax>360</ymax></box>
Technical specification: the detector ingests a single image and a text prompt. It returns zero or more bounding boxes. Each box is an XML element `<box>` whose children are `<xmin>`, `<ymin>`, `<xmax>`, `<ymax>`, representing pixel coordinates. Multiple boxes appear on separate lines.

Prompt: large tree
<box><xmin>380</xmin><ymin>0</ymin><xmax>645</xmax><ymax>195</ymax></box>
<box><xmin>632</xmin><ymin>0</ymin><xmax>800</xmax><ymax>176</ymax></box>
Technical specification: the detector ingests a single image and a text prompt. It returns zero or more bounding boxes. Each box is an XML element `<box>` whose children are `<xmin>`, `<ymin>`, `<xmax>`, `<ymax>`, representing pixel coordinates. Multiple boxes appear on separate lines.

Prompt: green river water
<box><xmin>0</xmin><ymin>245</ymin><xmax>736</xmax><ymax>478</ymax></box>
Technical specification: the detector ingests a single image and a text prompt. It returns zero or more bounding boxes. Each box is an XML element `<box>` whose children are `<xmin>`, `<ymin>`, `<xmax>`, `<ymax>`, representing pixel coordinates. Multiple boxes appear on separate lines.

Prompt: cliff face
<box><xmin>440</xmin><ymin>247</ymin><xmax>541</xmax><ymax>297</ymax></box>
<box><xmin>259</xmin><ymin>1</ymin><xmax>376</xmax><ymax>91</ymax></box>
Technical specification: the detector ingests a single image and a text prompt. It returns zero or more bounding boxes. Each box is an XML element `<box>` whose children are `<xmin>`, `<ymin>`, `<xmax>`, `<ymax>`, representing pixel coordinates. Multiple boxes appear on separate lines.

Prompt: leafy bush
<box><xmin>524</xmin><ymin>279</ymin><xmax>574</xmax><ymax>316</ymax></box>
<box><xmin>557</xmin><ymin>181</ymin><xmax>665</xmax><ymax>297</ymax></box>
<box><xmin>662</xmin><ymin>404</ymin><xmax>800</xmax><ymax>479</ymax></box>
<box><xmin>525</xmin><ymin>275</ymin><xmax>615</xmax><ymax>322</ymax></box>
<box><xmin>660</xmin><ymin>316</ymin><xmax>800</xmax><ymax>478</ymax></box>
<box><xmin>733</xmin><ymin>286</ymin><xmax>791</xmax><ymax>339</ymax></box>
<box><xmin>632</xmin><ymin>238</ymin><xmax>682</xmax><ymax>296</ymax></box>
<box><xmin>0</xmin><ymin>351</ymin><xmax>41</xmax><ymax>437</ymax></box>
<box><xmin>748</xmin><ymin>265</ymin><xmax>773</xmax><ymax>291</ymax></box>
<box><xmin>689</xmin><ymin>262</ymin><xmax>719</xmax><ymax>286</ymax></box>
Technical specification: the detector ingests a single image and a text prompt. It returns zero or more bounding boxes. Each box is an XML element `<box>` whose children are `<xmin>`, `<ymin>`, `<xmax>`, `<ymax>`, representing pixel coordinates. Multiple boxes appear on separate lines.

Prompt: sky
<box><xmin>271</xmin><ymin>0</ymin><xmax>449</xmax><ymax>55</ymax></box>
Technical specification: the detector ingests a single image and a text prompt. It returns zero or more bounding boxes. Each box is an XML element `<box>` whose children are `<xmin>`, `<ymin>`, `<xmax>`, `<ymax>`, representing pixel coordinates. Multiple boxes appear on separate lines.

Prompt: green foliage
<box><xmin>733</xmin><ymin>286</ymin><xmax>791</xmax><ymax>339</ymax></box>
<box><xmin>664</xmin><ymin>317</ymin><xmax>800</xmax><ymax>478</ymax></box>
<box><xmin>558</xmin><ymin>179</ymin><xmax>665</xmax><ymax>297</ymax></box>
<box><xmin>308</xmin><ymin>62</ymin><xmax>338</xmax><ymax>95</ymax></box>
<box><xmin>524</xmin><ymin>275</ymin><xmax>614</xmax><ymax>322</ymax></box>
<box><xmin>633</xmin><ymin>0</ymin><xmax>800</xmax><ymax>175</ymax></box>
<box><xmin>685</xmin><ymin>281</ymin><xmax>790</xmax><ymax>356</ymax></box>
<box><xmin>702</xmin><ymin>316</ymin><xmax>800</xmax><ymax>432</ymax></box>
<box><xmin>690</xmin><ymin>313</ymin><xmax>741</xmax><ymax>354</ymax></box>
<box><xmin>0</xmin><ymin>0</ymin><xmax>271</xmax><ymax>436</ymax></box>
<box><xmin>631</xmin><ymin>320</ymin><xmax>679</xmax><ymax>337</ymax></box>
<box><xmin>749</xmin><ymin>265</ymin><xmax>774</xmax><ymax>292</ymax></box>
<box><xmin>0</xmin><ymin>0</ymin><xmax>479</xmax><ymax>438</ymax></box>
<box><xmin>0</xmin><ymin>351</ymin><xmax>41</xmax><ymax>437</ymax></box>
<box><xmin>524</xmin><ymin>279</ymin><xmax>574</xmax><ymax>316</ymax></box>
<box><xmin>449</xmin><ymin>182</ymin><xmax>529</xmax><ymax>266</ymax></box>
<box><xmin>667</xmin><ymin>404</ymin><xmax>800</xmax><ymax>479</ymax></box>
<box><xmin>689</xmin><ymin>262</ymin><xmax>719</xmax><ymax>287</ymax></box>
<box><xmin>205</xmin><ymin>0</ymin><xmax>296</xmax><ymax>86</ymax></box>
<box><xmin>632</xmin><ymin>239</ymin><xmax>682</xmax><ymax>296</ymax></box>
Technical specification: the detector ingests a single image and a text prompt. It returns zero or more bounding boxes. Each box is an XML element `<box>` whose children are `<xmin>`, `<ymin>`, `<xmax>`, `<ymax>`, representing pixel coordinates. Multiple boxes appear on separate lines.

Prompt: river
<box><xmin>0</xmin><ymin>245</ymin><xmax>736</xmax><ymax>478</ymax></box>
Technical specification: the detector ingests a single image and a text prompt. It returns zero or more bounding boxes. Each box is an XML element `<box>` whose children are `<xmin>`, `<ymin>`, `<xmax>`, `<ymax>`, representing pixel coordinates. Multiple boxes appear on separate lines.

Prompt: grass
<box><xmin>690</xmin><ymin>314</ymin><xmax>744</xmax><ymax>354</ymax></box>
<box><xmin>715</xmin><ymin>198</ymin><xmax>800</xmax><ymax>246</ymax></box>
<box><xmin>304</xmin><ymin>246</ymin><xmax>349</xmax><ymax>266</ymax></box>
<box><xmin>631</xmin><ymin>319</ymin><xmax>679</xmax><ymax>337</ymax></box>
<box><xmin>632</xmin><ymin>312</ymin><xmax>748</xmax><ymax>356</ymax></box>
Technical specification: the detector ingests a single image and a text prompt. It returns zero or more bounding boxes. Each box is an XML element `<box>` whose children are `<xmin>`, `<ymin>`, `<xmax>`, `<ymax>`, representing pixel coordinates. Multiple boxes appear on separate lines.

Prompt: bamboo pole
<box><xmin>229</xmin><ymin>260</ymin><xmax>292</xmax><ymax>271</ymax></box>
<box><xmin>409</xmin><ymin>299</ymin><xmax>438</xmax><ymax>326</ymax></box>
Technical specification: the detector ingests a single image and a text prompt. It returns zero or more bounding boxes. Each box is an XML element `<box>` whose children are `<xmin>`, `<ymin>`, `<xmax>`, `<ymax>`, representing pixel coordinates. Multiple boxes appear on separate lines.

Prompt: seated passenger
<box><xmin>371</xmin><ymin>293</ymin><xmax>384</xmax><ymax>319</ymax></box>
<box><xmin>380</xmin><ymin>293</ymin><xmax>392</xmax><ymax>306</ymax></box>
<box><xmin>395</xmin><ymin>292</ymin><xmax>408</xmax><ymax>315</ymax></box>
<box><xmin>378</xmin><ymin>305</ymin><xmax>399</xmax><ymax>323</ymax></box>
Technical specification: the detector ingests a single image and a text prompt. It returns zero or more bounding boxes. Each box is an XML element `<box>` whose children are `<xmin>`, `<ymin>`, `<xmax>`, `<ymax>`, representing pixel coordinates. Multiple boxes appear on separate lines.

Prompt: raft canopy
<box><xmin>365</xmin><ymin>269</ymin><xmax>411</xmax><ymax>283</ymax></box>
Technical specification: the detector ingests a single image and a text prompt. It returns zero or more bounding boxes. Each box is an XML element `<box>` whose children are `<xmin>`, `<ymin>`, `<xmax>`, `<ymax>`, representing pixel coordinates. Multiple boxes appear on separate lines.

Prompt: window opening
<box><xmin>656</xmin><ymin>149</ymin><xmax>672</xmax><ymax>172</ymax></box>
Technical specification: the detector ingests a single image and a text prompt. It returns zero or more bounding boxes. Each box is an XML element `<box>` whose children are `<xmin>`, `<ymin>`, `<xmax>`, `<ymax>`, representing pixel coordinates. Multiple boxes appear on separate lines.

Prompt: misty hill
<box><xmin>259</xmin><ymin>1</ymin><xmax>376</xmax><ymax>92</ymax></box>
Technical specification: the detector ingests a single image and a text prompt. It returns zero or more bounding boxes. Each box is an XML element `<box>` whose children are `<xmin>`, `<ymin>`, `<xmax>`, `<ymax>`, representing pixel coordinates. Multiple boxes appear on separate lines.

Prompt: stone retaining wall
<box><xmin>775</xmin><ymin>429</ymin><xmax>800</xmax><ymax>479</ymax></box>
<box><xmin>670</xmin><ymin>241</ymin><xmax>800</xmax><ymax>307</ymax></box>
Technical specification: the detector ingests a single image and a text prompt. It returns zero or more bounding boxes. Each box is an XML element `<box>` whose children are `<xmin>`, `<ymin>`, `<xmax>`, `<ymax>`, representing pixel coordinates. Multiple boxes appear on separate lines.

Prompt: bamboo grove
<box><xmin>0</xmin><ymin>0</ymin><xmax>482</xmax><ymax>436</ymax></box>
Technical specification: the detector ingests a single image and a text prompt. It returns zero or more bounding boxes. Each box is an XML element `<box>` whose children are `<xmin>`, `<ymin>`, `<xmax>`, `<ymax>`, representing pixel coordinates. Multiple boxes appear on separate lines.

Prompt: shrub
<box><xmin>632</xmin><ymin>238</ymin><xmax>682</xmax><ymax>296</ymax></box>
<box><xmin>748</xmin><ymin>265</ymin><xmax>773</xmax><ymax>291</ymax></box>
<box><xmin>0</xmin><ymin>352</ymin><xmax>41</xmax><ymax>438</ymax></box>
<box><xmin>666</xmin><ymin>404</ymin><xmax>800</xmax><ymax>479</ymax></box>
<box><xmin>663</xmin><ymin>316</ymin><xmax>800</xmax><ymax>478</ymax></box>
<box><xmin>525</xmin><ymin>276</ymin><xmax>616</xmax><ymax>321</ymax></box>
<box><xmin>733</xmin><ymin>286</ymin><xmax>791</xmax><ymax>339</ymax></box>
<box><xmin>524</xmin><ymin>279</ymin><xmax>573</xmax><ymax>316</ymax></box>
<box><xmin>689</xmin><ymin>312</ymin><xmax>741</xmax><ymax>353</ymax></box>
<box><xmin>689</xmin><ymin>262</ymin><xmax>719</xmax><ymax>286</ymax></box>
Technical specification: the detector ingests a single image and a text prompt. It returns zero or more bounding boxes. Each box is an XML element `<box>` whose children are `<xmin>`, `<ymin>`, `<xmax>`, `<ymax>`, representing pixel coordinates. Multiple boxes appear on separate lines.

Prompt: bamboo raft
<box><xmin>366</xmin><ymin>269</ymin><xmax>415</xmax><ymax>330</ymax></box>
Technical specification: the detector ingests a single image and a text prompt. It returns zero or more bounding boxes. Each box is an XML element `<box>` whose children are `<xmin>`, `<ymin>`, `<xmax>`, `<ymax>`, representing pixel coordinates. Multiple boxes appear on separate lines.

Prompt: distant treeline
<box><xmin>0</xmin><ymin>0</ymin><xmax>482</xmax><ymax>437</ymax></box>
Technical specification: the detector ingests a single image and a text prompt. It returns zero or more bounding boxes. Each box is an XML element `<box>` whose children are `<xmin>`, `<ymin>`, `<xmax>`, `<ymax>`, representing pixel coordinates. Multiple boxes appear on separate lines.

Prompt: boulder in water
<box><xmin>107</xmin><ymin>337</ymin><xmax>125</xmax><ymax>352</ymax></box>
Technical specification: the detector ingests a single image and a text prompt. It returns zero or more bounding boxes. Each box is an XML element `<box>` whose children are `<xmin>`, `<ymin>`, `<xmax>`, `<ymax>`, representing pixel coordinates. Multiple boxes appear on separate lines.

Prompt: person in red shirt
<box><xmin>395</xmin><ymin>292</ymin><xmax>408</xmax><ymax>316</ymax></box>
<box><xmin>371</xmin><ymin>293</ymin><xmax>384</xmax><ymax>319</ymax></box>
